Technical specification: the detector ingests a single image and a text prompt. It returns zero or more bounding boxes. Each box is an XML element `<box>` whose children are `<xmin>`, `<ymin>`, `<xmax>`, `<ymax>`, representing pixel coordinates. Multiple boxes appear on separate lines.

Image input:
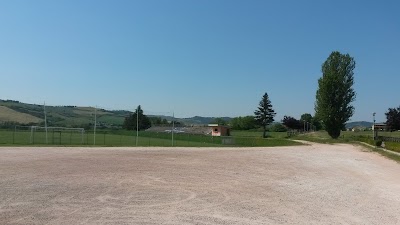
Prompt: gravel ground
<box><xmin>1</xmin><ymin>144</ymin><xmax>400</xmax><ymax>225</ymax></box>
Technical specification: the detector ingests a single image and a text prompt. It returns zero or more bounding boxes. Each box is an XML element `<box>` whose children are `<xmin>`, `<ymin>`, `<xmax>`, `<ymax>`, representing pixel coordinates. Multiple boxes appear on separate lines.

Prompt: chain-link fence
<box><xmin>0</xmin><ymin>126</ymin><xmax>294</xmax><ymax>147</ymax></box>
<box><xmin>0</xmin><ymin>126</ymin><xmax>218</xmax><ymax>146</ymax></box>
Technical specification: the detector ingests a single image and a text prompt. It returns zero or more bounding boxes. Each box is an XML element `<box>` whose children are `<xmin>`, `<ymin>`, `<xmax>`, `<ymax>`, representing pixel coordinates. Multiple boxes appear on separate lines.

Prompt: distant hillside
<box><xmin>152</xmin><ymin>115</ymin><xmax>232</xmax><ymax>125</ymax></box>
<box><xmin>0</xmin><ymin>99</ymin><xmax>130</xmax><ymax>128</ymax></box>
<box><xmin>0</xmin><ymin>106</ymin><xmax>43</xmax><ymax>124</ymax></box>
<box><xmin>182</xmin><ymin>116</ymin><xmax>232</xmax><ymax>125</ymax></box>
<box><xmin>345</xmin><ymin>121</ymin><xmax>373</xmax><ymax>129</ymax></box>
<box><xmin>0</xmin><ymin>99</ymin><xmax>233</xmax><ymax>128</ymax></box>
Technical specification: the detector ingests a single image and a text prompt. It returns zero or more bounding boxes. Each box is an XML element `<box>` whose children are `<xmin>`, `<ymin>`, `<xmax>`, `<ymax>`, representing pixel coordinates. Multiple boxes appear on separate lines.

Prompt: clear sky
<box><xmin>0</xmin><ymin>0</ymin><xmax>399</xmax><ymax>122</ymax></box>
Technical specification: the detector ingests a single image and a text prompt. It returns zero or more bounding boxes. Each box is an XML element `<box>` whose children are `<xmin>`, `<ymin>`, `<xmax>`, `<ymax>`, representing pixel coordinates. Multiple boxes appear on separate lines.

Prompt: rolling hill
<box><xmin>1</xmin><ymin>99</ymin><xmax>372</xmax><ymax>129</ymax></box>
<box><xmin>0</xmin><ymin>100</ymin><xmax>129</xmax><ymax>128</ymax></box>
<box><xmin>345</xmin><ymin>121</ymin><xmax>373</xmax><ymax>129</ymax></box>
<box><xmin>0</xmin><ymin>99</ymin><xmax>232</xmax><ymax>128</ymax></box>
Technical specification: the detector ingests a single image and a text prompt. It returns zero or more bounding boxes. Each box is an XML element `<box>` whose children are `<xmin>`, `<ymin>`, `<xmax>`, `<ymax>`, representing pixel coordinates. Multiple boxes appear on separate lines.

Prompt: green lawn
<box><xmin>230</xmin><ymin>130</ymin><xmax>289</xmax><ymax>138</ymax></box>
<box><xmin>0</xmin><ymin>129</ymin><xmax>300</xmax><ymax>147</ymax></box>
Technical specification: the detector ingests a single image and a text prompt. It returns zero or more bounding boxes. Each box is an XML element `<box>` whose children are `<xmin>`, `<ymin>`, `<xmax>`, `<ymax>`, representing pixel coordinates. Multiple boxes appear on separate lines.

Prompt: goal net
<box><xmin>29</xmin><ymin>126</ymin><xmax>85</xmax><ymax>145</ymax></box>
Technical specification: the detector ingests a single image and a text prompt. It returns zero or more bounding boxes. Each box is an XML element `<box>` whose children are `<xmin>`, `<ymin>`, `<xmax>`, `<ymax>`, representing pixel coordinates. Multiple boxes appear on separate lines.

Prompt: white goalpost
<box><xmin>30</xmin><ymin>126</ymin><xmax>85</xmax><ymax>145</ymax></box>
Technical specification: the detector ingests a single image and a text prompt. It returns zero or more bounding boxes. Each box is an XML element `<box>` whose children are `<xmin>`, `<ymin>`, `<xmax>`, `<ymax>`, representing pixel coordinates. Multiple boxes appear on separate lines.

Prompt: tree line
<box><xmin>121</xmin><ymin>51</ymin><xmax>399</xmax><ymax>138</ymax></box>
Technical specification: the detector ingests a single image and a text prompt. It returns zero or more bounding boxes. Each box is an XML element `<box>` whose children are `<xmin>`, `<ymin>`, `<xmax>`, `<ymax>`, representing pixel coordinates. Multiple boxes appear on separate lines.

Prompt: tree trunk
<box><xmin>327</xmin><ymin>128</ymin><xmax>341</xmax><ymax>139</ymax></box>
<box><xmin>263</xmin><ymin>126</ymin><xmax>267</xmax><ymax>138</ymax></box>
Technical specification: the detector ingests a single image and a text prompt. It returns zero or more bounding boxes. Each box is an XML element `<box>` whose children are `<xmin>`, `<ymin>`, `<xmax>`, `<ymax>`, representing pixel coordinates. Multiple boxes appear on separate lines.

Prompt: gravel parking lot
<box><xmin>1</xmin><ymin>144</ymin><xmax>400</xmax><ymax>224</ymax></box>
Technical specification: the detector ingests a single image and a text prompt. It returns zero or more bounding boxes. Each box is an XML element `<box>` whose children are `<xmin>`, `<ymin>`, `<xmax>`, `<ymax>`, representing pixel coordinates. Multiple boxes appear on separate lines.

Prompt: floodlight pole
<box><xmin>172</xmin><ymin>112</ymin><xmax>174</xmax><ymax>147</ymax></box>
<box><xmin>94</xmin><ymin>106</ymin><xmax>97</xmax><ymax>145</ymax></box>
<box><xmin>136</xmin><ymin>106</ymin><xmax>139</xmax><ymax>146</ymax></box>
<box><xmin>44</xmin><ymin>102</ymin><xmax>48</xmax><ymax>144</ymax></box>
<box><xmin>373</xmin><ymin>112</ymin><xmax>376</xmax><ymax>140</ymax></box>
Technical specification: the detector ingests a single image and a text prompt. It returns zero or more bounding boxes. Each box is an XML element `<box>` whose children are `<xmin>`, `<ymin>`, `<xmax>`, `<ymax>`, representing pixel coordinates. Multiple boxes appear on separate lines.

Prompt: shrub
<box><xmin>269</xmin><ymin>123</ymin><xmax>288</xmax><ymax>132</ymax></box>
<box><xmin>375</xmin><ymin>140</ymin><xmax>382</xmax><ymax>147</ymax></box>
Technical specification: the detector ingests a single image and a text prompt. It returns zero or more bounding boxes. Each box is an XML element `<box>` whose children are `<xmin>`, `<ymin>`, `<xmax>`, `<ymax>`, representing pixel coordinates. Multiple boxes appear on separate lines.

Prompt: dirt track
<box><xmin>1</xmin><ymin>144</ymin><xmax>400</xmax><ymax>224</ymax></box>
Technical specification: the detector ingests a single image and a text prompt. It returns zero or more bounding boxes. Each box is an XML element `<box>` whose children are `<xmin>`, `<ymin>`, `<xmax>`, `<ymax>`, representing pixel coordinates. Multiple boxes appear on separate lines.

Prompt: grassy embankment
<box><xmin>292</xmin><ymin>130</ymin><xmax>400</xmax><ymax>162</ymax></box>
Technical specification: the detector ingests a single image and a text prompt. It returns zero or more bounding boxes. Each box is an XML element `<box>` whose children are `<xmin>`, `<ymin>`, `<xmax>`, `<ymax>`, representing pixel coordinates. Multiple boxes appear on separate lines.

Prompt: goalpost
<box><xmin>30</xmin><ymin>126</ymin><xmax>85</xmax><ymax>145</ymax></box>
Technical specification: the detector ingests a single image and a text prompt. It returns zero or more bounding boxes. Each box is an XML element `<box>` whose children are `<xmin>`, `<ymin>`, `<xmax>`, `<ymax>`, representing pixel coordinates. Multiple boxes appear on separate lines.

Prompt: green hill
<box><xmin>345</xmin><ymin>121</ymin><xmax>373</xmax><ymax>129</ymax></box>
<box><xmin>0</xmin><ymin>100</ymin><xmax>129</xmax><ymax>128</ymax></box>
<box><xmin>1</xmin><ymin>100</ymin><xmax>377</xmax><ymax>130</ymax></box>
<box><xmin>0</xmin><ymin>99</ymin><xmax>233</xmax><ymax>128</ymax></box>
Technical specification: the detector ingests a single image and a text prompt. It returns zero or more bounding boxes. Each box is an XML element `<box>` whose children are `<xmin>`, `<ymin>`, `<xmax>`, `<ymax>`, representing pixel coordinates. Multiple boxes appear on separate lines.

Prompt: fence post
<box><xmin>12</xmin><ymin>126</ymin><xmax>16</xmax><ymax>144</ymax></box>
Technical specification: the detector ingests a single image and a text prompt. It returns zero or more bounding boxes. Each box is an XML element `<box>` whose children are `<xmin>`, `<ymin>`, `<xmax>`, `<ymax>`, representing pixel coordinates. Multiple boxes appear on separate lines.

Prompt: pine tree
<box><xmin>254</xmin><ymin>92</ymin><xmax>276</xmax><ymax>138</ymax></box>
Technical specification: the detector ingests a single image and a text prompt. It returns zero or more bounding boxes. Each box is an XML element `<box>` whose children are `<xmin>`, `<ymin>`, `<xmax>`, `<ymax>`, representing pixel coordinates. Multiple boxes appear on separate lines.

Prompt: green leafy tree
<box><xmin>282</xmin><ymin>115</ymin><xmax>302</xmax><ymax>130</ymax></box>
<box><xmin>385</xmin><ymin>106</ymin><xmax>400</xmax><ymax>131</ymax></box>
<box><xmin>123</xmin><ymin>105</ymin><xmax>151</xmax><ymax>131</ymax></box>
<box><xmin>254</xmin><ymin>92</ymin><xmax>276</xmax><ymax>138</ymax></box>
<box><xmin>150</xmin><ymin>116</ymin><xmax>169</xmax><ymax>126</ymax></box>
<box><xmin>315</xmin><ymin>51</ymin><xmax>356</xmax><ymax>138</ymax></box>
<box><xmin>230</xmin><ymin>116</ymin><xmax>257</xmax><ymax>130</ymax></box>
<box><xmin>311</xmin><ymin>116</ymin><xmax>323</xmax><ymax>131</ymax></box>
<box><xmin>269</xmin><ymin>123</ymin><xmax>287</xmax><ymax>132</ymax></box>
<box><xmin>150</xmin><ymin>116</ymin><xmax>162</xmax><ymax>125</ymax></box>
<box><xmin>211</xmin><ymin>117</ymin><xmax>228</xmax><ymax>126</ymax></box>
<box><xmin>300</xmin><ymin>113</ymin><xmax>312</xmax><ymax>123</ymax></box>
<box><xmin>300</xmin><ymin>113</ymin><xmax>320</xmax><ymax>131</ymax></box>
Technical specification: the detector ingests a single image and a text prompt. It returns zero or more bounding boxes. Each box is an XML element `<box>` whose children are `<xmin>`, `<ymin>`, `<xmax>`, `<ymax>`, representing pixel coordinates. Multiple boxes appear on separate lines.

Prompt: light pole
<box><xmin>372</xmin><ymin>112</ymin><xmax>376</xmax><ymax>140</ymax></box>
<box><xmin>136</xmin><ymin>106</ymin><xmax>139</xmax><ymax>146</ymax></box>
<box><xmin>171</xmin><ymin>112</ymin><xmax>174</xmax><ymax>147</ymax></box>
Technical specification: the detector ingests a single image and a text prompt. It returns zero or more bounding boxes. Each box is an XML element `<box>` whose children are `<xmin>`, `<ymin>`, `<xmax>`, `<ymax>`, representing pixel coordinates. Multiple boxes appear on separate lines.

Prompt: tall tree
<box><xmin>282</xmin><ymin>115</ymin><xmax>302</xmax><ymax>130</ymax></box>
<box><xmin>123</xmin><ymin>105</ymin><xmax>151</xmax><ymax>131</ymax></box>
<box><xmin>300</xmin><ymin>113</ymin><xmax>312</xmax><ymax>123</ymax></box>
<box><xmin>385</xmin><ymin>106</ymin><xmax>400</xmax><ymax>131</ymax></box>
<box><xmin>211</xmin><ymin>117</ymin><xmax>228</xmax><ymax>126</ymax></box>
<box><xmin>300</xmin><ymin>113</ymin><xmax>315</xmax><ymax>131</ymax></box>
<box><xmin>230</xmin><ymin>116</ymin><xmax>257</xmax><ymax>130</ymax></box>
<box><xmin>311</xmin><ymin>116</ymin><xmax>323</xmax><ymax>131</ymax></box>
<box><xmin>254</xmin><ymin>92</ymin><xmax>276</xmax><ymax>138</ymax></box>
<box><xmin>149</xmin><ymin>116</ymin><xmax>169</xmax><ymax>126</ymax></box>
<box><xmin>315</xmin><ymin>51</ymin><xmax>356</xmax><ymax>139</ymax></box>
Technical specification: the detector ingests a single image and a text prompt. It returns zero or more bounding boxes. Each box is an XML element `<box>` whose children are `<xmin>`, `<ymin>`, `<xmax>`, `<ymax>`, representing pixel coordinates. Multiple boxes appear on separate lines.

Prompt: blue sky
<box><xmin>0</xmin><ymin>0</ymin><xmax>399</xmax><ymax>122</ymax></box>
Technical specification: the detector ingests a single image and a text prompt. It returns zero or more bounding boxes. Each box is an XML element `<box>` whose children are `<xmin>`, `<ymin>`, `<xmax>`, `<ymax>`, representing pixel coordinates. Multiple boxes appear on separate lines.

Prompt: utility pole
<box><xmin>172</xmin><ymin>112</ymin><xmax>175</xmax><ymax>147</ymax></box>
<box><xmin>93</xmin><ymin>106</ymin><xmax>97</xmax><ymax>145</ymax></box>
<box><xmin>44</xmin><ymin>102</ymin><xmax>48</xmax><ymax>144</ymax></box>
<box><xmin>373</xmin><ymin>112</ymin><xmax>376</xmax><ymax>140</ymax></box>
<box><xmin>136</xmin><ymin>106</ymin><xmax>139</xmax><ymax>146</ymax></box>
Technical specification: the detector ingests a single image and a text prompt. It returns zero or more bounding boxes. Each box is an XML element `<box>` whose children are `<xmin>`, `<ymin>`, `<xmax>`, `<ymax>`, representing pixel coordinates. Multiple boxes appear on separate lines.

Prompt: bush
<box><xmin>375</xmin><ymin>140</ymin><xmax>382</xmax><ymax>147</ymax></box>
<box><xmin>269</xmin><ymin>123</ymin><xmax>288</xmax><ymax>132</ymax></box>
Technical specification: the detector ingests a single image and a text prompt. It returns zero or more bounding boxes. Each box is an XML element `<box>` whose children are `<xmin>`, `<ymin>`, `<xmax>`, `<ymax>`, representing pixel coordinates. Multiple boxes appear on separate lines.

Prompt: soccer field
<box><xmin>1</xmin><ymin>144</ymin><xmax>400</xmax><ymax>224</ymax></box>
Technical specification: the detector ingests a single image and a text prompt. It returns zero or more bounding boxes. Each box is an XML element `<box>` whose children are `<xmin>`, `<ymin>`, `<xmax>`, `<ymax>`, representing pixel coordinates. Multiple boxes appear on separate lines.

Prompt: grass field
<box><xmin>230</xmin><ymin>130</ymin><xmax>289</xmax><ymax>138</ymax></box>
<box><xmin>0</xmin><ymin>129</ymin><xmax>299</xmax><ymax>147</ymax></box>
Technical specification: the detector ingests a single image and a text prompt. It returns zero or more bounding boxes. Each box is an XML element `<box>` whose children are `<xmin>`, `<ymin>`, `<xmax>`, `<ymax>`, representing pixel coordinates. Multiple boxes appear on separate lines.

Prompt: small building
<box><xmin>372</xmin><ymin>123</ymin><xmax>386</xmax><ymax>131</ymax></box>
<box><xmin>208</xmin><ymin>124</ymin><xmax>230</xmax><ymax>136</ymax></box>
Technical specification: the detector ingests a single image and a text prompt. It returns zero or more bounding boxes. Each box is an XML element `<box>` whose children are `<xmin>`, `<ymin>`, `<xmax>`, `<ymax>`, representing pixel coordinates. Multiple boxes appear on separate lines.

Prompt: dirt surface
<box><xmin>1</xmin><ymin>144</ymin><xmax>400</xmax><ymax>225</ymax></box>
